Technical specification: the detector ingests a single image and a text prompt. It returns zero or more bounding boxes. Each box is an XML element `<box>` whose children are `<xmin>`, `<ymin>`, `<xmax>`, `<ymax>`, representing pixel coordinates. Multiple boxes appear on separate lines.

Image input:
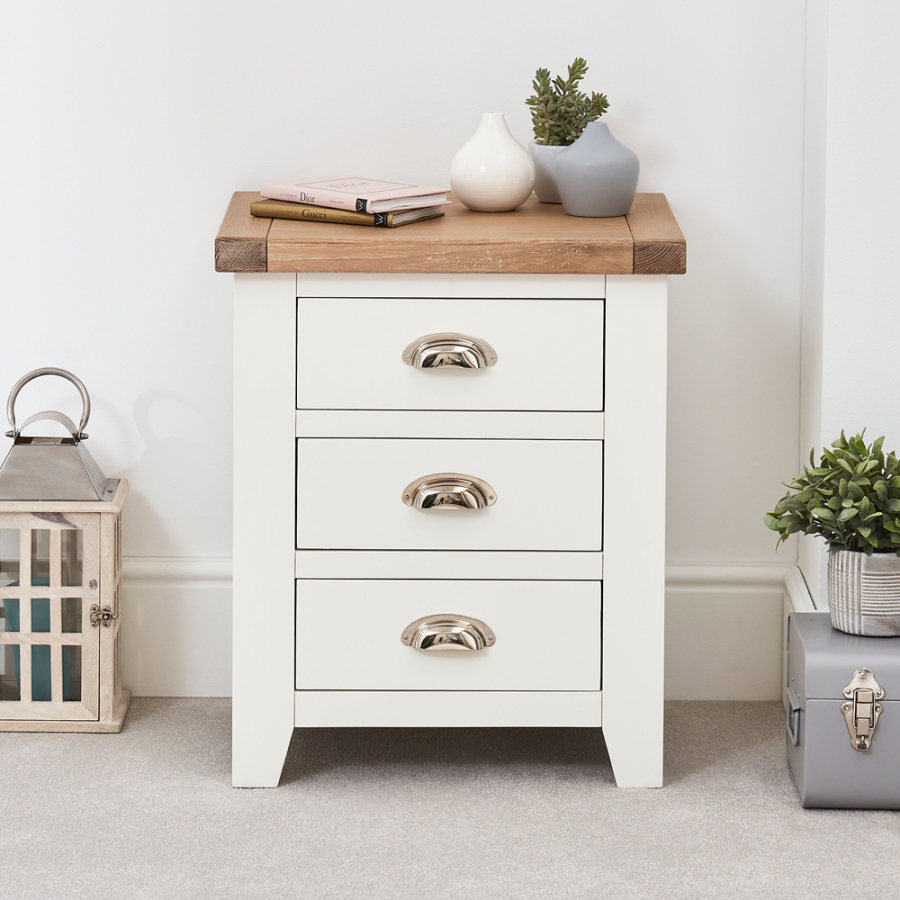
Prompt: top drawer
<box><xmin>296</xmin><ymin>297</ymin><xmax>604</xmax><ymax>411</ymax></box>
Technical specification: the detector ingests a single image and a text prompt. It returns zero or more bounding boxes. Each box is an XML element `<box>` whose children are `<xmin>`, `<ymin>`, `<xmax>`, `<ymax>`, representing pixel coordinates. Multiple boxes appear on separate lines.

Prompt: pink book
<box><xmin>260</xmin><ymin>175</ymin><xmax>450</xmax><ymax>214</ymax></box>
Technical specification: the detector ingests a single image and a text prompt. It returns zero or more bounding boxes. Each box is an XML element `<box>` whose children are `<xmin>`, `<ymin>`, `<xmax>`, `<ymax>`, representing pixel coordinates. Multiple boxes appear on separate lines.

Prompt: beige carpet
<box><xmin>1</xmin><ymin>700</ymin><xmax>896</xmax><ymax>900</ymax></box>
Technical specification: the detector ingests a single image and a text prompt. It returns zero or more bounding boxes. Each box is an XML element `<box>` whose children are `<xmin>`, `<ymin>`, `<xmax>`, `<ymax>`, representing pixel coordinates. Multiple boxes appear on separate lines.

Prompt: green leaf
<box><xmin>767</xmin><ymin>431</ymin><xmax>900</xmax><ymax>547</ymax></box>
<box><xmin>528</xmin><ymin>57</ymin><xmax>609</xmax><ymax>143</ymax></box>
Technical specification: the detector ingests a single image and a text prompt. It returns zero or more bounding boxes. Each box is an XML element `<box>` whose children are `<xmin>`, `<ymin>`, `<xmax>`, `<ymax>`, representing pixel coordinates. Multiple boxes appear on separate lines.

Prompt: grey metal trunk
<box><xmin>787</xmin><ymin>613</ymin><xmax>900</xmax><ymax>808</ymax></box>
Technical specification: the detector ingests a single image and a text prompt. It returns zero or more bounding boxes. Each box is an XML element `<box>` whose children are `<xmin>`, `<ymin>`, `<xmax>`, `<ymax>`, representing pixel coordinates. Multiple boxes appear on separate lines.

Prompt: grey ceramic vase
<box><xmin>556</xmin><ymin>122</ymin><xmax>639</xmax><ymax>218</ymax></box>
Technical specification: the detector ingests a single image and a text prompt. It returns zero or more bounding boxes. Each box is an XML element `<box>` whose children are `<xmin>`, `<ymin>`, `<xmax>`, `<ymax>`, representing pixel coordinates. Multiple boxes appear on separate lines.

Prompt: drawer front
<box><xmin>296</xmin><ymin>438</ymin><xmax>603</xmax><ymax>551</ymax></box>
<box><xmin>296</xmin><ymin>297</ymin><xmax>604</xmax><ymax>411</ymax></box>
<box><xmin>295</xmin><ymin>580</ymin><xmax>601</xmax><ymax>691</ymax></box>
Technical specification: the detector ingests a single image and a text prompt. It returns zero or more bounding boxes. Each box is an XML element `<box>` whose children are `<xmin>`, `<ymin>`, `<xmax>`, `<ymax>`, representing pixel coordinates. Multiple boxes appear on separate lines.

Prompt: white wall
<box><xmin>0</xmin><ymin>1</ymin><xmax>808</xmax><ymax>698</ymax></box>
<box><xmin>800</xmin><ymin>0</ymin><xmax>900</xmax><ymax>605</ymax></box>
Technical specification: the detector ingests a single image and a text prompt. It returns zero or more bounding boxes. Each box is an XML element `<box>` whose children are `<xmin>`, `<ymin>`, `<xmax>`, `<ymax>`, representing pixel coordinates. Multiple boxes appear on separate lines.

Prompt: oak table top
<box><xmin>215</xmin><ymin>191</ymin><xmax>685</xmax><ymax>276</ymax></box>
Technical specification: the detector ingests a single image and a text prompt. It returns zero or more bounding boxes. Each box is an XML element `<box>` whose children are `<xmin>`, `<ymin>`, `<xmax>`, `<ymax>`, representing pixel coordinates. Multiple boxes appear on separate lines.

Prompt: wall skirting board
<box><xmin>121</xmin><ymin>558</ymin><xmax>233</xmax><ymax>698</ymax></box>
<box><xmin>120</xmin><ymin>559</ymin><xmax>817</xmax><ymax>701</ymax></box>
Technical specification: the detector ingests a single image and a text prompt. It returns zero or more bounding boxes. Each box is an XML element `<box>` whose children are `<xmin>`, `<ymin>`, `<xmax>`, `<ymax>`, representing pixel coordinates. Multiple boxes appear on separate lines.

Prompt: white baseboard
<box><xmin>120</xmin><ymin>558</ymin><xmax>232</xmax><ymax>698</ymax></box>
<box><xmin>120</xmin><ymin>558</ymin><xmax>801</xmax><ymax>701</ymax></box>
<box><xmin>664</xmin><ymin>564</ymin><xmax>790</xmax><ymax>701</ymax></box>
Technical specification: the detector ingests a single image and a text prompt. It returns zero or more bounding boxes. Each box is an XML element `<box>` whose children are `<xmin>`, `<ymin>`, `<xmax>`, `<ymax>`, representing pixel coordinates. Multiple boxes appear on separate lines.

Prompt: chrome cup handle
<box><xmin>401</xmin><ymin>614</ymin><xmax>496</xmax><ymax>650</ymax></box>
<box><xmin>402</xmin><ymin>473</ymin><xmax>496</xmax><ymax>510</ymax></box>
<box><xmin>402</xmin><ymin>333</ymin><xmax>497</xmax><ymax>369</ymax></box>
<box><xmin>6</xmin><ymin>368</ymin><xmax>91</xmax><ymax>439</ymax></box>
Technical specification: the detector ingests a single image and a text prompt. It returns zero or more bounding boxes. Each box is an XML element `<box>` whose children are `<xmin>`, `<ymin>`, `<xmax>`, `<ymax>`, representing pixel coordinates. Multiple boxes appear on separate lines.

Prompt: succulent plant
<box><xmin>526</xmin><ymin>57</ymin><xmax>610</xmax><ymax>146</ymax></box>
<box><xmin>765</xmin><ymin>431</ymin><xmax>900</xmax><ymax>555</ymax></box>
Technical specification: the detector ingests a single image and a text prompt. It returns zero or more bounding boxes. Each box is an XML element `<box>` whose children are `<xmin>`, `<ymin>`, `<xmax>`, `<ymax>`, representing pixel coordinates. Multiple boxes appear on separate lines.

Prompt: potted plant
<box><xmin>765</xmin><ymin>431</ymin><xmax>900</xmax><ymax>635</ymax></box>
<box><xmin>525</xmin><ymin>57</ymin><xmax>609</xmax><ymax>203</ymax></box>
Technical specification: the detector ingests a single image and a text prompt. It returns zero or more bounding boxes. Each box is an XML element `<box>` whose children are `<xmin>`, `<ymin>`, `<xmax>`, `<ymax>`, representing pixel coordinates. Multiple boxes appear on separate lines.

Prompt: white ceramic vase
<box><xmin>450</xmin><ymin>112</ymin><xmax>535</xmax><ymax>212</ymax></box>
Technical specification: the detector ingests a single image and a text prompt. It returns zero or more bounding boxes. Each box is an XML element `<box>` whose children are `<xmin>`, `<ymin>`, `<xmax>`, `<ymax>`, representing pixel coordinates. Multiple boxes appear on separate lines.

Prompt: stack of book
<box><xmin>252</xmin><ymin>176</ymin><xmax>450</xmax><ymax>228</ymax></box>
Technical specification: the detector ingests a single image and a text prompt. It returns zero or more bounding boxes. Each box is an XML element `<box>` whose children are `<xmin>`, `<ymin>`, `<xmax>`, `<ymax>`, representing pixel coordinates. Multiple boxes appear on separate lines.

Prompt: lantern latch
<box><xmin>90</xmin><ymin>604</ymin><xmax>117</xmax><ymax>628</ymax></box>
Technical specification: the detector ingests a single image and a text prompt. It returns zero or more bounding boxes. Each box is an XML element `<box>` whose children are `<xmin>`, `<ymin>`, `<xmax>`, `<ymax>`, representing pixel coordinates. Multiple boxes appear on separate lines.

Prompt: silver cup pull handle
<box><xmin>402</xmin><ymin>333</ymin><xmax>497</xmax><ymax>369</ymax></box>
<box><xmin>401</xmin><ymin>614</ymin><xmax>496</xmax><ymax>650</ymax></box>
<box><xmin>402</xmin><ymin>473</ymin><xmax>496</xmax><ymax>510</ymax></box>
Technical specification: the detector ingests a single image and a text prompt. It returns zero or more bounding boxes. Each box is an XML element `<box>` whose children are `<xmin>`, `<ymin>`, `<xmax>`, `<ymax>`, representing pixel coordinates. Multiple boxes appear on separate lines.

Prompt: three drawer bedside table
<box><xmin>215</xmin><ymin>192</ymin><xmax>686</xmax><ymax>788</ymax></box>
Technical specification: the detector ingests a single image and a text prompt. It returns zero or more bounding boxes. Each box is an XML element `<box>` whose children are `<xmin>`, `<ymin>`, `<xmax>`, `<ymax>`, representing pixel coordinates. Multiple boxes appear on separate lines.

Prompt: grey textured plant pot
<box><xmin>556</xmin><ymin>122</ymin><xmax>640</xmax><ymax>218</ymax></box>
<box><xmin>528</xmin><ymin>143</ymin><xmax>566</xmax><ymax>203</ymax></box>
<box><xmin>827</xmin><ymin>548</ymin><xmax>900</xmax><ymax>636</ymax></box>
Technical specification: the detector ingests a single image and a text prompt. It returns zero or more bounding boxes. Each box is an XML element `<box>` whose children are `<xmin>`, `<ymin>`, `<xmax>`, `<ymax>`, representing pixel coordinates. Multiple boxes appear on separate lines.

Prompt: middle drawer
<box><xmin>296</xmin><ymin>438</ymin><xmax>603</xmax><ymax>551</ymax></box>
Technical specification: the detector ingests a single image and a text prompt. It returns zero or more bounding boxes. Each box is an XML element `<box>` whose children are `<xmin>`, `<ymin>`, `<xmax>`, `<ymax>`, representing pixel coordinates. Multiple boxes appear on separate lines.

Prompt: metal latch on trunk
<box><xmin>841</xmin><ymin>668</ymin><xmax>884</xmax><ymax>751</ymax></box>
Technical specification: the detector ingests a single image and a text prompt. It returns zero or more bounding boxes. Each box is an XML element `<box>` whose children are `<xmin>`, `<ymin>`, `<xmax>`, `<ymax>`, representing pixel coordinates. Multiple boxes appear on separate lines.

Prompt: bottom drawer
<box><xmin>295</xmin><ymin>580</ymin><xmax>601</xmax><ymax>691</ymax></box>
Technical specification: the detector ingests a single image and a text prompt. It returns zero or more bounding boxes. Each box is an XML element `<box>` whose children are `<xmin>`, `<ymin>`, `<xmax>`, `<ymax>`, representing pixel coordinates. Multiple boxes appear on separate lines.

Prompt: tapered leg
<box><xmin>602</xmin><ymin>275</ymin><xmax>668</xmax><ymax>787</ymax></box>
<box><xmin>232</xmin><ymin>273</ymin><xmax>297</xmax><ymax>787</ymax></box>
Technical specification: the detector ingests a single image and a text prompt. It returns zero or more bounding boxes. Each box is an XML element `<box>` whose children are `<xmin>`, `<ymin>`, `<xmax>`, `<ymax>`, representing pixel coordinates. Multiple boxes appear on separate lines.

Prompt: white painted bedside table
<box><xmin>216</xmin><ymin>193</ymin><xmax>685</xmax><ymax>787</ymax></box>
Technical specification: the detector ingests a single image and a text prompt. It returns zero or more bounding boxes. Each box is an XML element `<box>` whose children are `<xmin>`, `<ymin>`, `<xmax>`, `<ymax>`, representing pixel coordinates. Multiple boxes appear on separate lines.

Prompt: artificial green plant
<box><xmin>765</xmin><ymin>431</ymin><xmax>900</xmax><ymax>555</ymax></box>
<box><xmin>526</xmin><ymin>57</ymin><xmax>610</xmax><ymax>146</ymax></box>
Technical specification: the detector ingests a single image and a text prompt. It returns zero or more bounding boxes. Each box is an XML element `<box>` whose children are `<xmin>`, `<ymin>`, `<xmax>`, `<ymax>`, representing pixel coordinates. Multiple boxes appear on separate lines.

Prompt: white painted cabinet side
<box><xmin>602</xmin><ymin>275</ymin><xmax>668</xmax><ymax>788</ymax></box>
<box><xmin>232</xmin><ymin>273</ymin><xmax>297</xmax><ymax>787</ymax></box>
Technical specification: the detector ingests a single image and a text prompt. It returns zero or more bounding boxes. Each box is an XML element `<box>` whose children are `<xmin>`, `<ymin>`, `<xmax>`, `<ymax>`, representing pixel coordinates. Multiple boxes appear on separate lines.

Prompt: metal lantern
<box><xmin>0</xmin><ymin>368</ymin><xmax>130</xmax><ymax>732</ymax></box>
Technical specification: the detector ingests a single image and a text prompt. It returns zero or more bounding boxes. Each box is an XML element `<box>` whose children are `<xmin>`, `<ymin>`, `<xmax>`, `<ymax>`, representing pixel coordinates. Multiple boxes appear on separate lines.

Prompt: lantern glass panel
<box><xmin>0</xmin><ymin>530</ymin><xmax>22</xmax><ymax>703</ymax></box>
<box><xmin>0</xmin><ymin>599</ymin><xmax>21</xmax><ymax>702</ymax></box>
<box><xmin>31</xmin><ymin>644</ymin><xmax>51</xmax><ymax>701</ymax></box>
<box><xmin>62</xmin><ymin>597</ymin><xmax>82</xmax><ymax>633</ymax></box>
<box><xmin>61</xmin><ymin>530</ymin><xmax>83</xmax><ymax>587</ymax></box>
<box><xmin>30</xmin><ymin>529</ymin><xmax>50</xmax><ymax>584</ymax></box>
<box><xmin>31</xmin><ymin>597</ymin><xmax>50</xmax><ymax>631</ymax></box>
<box><xmin>0</xmin><ymin>528</ymin><xmax>19</xmax><ymax>585</ymax></box>
<box><xmin>62</xmin><ymin>646</ymin><xmax>81</xmax><ymax>701</ymax></box>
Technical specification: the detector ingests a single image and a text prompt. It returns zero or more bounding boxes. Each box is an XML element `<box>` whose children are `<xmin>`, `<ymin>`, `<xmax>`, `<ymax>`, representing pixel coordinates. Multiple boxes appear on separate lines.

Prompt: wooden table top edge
<box><xmin>215</xmin><ymin>190</ymin><xmax>686</xmax><ymax>276</ymax></box>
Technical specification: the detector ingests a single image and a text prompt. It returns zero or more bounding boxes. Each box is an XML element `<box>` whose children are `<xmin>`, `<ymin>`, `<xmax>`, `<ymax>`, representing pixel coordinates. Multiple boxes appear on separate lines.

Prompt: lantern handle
<box><xmin>6</xmin><ymin>368</ymin><xmax>91</xmax><ymax>439</ymax></box>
